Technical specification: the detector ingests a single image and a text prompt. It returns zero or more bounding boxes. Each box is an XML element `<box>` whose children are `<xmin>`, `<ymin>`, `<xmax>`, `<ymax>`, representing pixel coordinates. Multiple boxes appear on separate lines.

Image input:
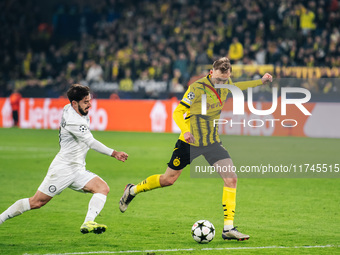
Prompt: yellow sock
<box><xmin>222</xmin><ymin>186</ymin><xmax>236</xmax><ymax>227</ymax></box>
<box><xmin>133</xmin><ymin>174</ymin><xmax>161</xmax><ymax>194</ymax></box>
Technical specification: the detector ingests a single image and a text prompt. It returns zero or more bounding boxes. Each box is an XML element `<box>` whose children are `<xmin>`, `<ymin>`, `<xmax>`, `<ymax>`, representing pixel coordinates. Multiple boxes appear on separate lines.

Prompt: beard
<box><xmin>78</xmin><ymin>105</ymin><xmax>89</xmax><ymax>116</ymax></box>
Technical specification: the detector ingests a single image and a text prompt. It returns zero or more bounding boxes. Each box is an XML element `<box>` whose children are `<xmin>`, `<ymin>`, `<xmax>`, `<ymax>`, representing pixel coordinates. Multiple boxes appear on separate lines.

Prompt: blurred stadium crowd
<box><xmin>0</xmin><ymin>0</ymin><xmax>339</xmax><ymax>99</ymax></box>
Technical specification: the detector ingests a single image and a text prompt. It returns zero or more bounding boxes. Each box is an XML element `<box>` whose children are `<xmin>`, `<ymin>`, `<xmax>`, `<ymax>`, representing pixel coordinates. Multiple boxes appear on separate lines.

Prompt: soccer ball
<box><xmin>191</xmin><ymin>220</ymin><xmax>215</xmax><ymax>243</ymax></box>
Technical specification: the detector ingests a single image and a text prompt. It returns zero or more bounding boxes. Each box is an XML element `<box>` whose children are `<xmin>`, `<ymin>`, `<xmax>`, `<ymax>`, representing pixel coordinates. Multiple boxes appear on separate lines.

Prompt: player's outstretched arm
<box><xmin>88</xmin><ymin>137</ymin><xmax>128</xmax><ymax>162</ymax></box>
<box><xmin>112</xmin><ymin>151</ymin><xmax>128</xmax><ymax>162</ymax></box>
<box><xmin>234</xmin><ymin>73</ymin><xmax>273</xmax><ymax>90</ymax></box>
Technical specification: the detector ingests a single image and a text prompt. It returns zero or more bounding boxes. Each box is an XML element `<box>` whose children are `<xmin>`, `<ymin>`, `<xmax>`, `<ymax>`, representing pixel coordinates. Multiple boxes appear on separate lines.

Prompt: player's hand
<box><xmin>112</xmin><ymin>151</ymin><xmax>128</xmax><ymax>162</ymax></box>
<box><xmin>184</xmin><ymin>132</ymin><xmax>195</xmax><ymax>144</ymax></box>
<box><xmin>261</xmin><ymin>73</ymin><xmax>273</xmax><ymax>84</ymax></box>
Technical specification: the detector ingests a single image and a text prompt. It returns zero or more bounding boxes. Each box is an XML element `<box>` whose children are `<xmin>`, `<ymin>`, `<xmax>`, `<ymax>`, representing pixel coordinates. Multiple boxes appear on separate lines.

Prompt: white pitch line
<box><xmin>23</xmin><ymin>244</ymin><xmax>338</xmax><ymax>255</ymax></box>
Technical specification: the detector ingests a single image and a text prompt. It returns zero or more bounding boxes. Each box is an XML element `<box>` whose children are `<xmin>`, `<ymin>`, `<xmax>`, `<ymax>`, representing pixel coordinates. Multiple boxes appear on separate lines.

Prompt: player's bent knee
<box><xmin>96</xmin><ymin>182</ymin><xmax>110</xmax><ymax>195</ymax></box>
<box><xmin>85</xmin><ymin>177</ymin><xmax>110</xmax><ymax>194</ymax></box>
<box><xmin>102</xmin><ymin>184</ymin><xmax>110</xmax><ymax>195</ymax></box>
<box><xmin>224</xmin><ymin>177</ymin><xmax>237</xmax><ymax>188</ymax></box>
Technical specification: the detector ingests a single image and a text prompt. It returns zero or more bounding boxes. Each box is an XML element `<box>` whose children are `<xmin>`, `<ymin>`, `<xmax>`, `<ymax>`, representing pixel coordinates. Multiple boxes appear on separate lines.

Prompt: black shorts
<box><xmin>12</xmin><ymin>110</ymin><xmax>18</xmax><ymax>123</ymax></box>
<box><xmin>167</xmin><ymin>140</ymin><xmax>231</xmax><ymax>170</ymax></box>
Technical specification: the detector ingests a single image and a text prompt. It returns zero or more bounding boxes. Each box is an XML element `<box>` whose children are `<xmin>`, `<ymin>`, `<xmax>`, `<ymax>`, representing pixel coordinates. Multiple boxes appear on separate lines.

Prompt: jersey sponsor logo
<box><xmin>49</xmin><ymin>185</ymin><xmax>57</xmax><ymax>193</ymax></box>
<box><xmin>173</xmin><ymin>157</ymin><xmax>181</xmax><ymax>167</ymax></box>
<box><xmin>187</xmin><ymin>92</ymin><xmax>195</xmax><ymax>100</ymax></box>
<box><xmin>79</xmin><ymin>125</ymin><xmax>88</xmax><ymax>133</ymax></box>
<box><xmin>206</xmin><ymin>102</ymin><xmax>222</xmax><ymax>110</ymax></box>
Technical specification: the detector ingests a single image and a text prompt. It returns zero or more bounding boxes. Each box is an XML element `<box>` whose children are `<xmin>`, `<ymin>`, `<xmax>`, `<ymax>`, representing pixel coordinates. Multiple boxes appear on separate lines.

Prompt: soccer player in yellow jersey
<box><xmin>119</xmin><ymin>57</ymin><xmax>272</xmax><ymax>241</ymax></box>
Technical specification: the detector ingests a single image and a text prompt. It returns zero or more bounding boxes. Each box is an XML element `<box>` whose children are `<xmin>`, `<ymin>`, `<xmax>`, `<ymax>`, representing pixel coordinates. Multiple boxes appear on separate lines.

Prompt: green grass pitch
<box><xmin>0</xmin><ymin>128</ymin><xmax>339</xmax><ymax>255</ymax></box>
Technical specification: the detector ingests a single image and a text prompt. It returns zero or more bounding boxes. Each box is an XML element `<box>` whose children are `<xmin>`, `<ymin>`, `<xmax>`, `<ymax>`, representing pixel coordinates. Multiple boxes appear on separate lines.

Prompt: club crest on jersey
<box><xmin>187</xmin><ymin>92</ymin><xmax>195</xmax><ymax>100</ymax></box>
<box><xmin>49</xmin><ymin>185</ymin><xmax>57</xmax><ymax>193</ymax></box>
<box><xmin>173</xmin><ymin>157</ymin><xmax>181</xmax><ymax>167</ymax></box>
<box><xmin>79</xmin><ymin>125</ymin><xmax>88</xmax><ymax>133</ymax></box>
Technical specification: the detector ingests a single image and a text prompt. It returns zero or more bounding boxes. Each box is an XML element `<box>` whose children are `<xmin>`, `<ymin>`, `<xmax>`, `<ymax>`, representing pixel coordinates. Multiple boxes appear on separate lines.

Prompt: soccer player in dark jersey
<box><xmin>119</xmin><ymin>57</ymin><xmax>272</xmax><ymax>241</ymax></box>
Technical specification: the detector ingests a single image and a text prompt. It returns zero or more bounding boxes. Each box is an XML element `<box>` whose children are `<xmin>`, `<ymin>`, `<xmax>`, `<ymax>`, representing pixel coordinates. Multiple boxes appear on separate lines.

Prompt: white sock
<box><xmin>130</xmin><ymin>185</ymin><xmax>136</xmax><ymax>196</ymax></box>
<box><xmin>0</xmin><ymin>198</ymin><xmax>31</xmax><ymax>224</ymax></box>
<box><xmin>84</xmin><ymin>193</ymin><xmax>107</xmax><ymax>223</ymax></box>
<box><xmin>223</xmin><ymin>225</ymin><xmax>234</xmax><ymax>231</ymax></box>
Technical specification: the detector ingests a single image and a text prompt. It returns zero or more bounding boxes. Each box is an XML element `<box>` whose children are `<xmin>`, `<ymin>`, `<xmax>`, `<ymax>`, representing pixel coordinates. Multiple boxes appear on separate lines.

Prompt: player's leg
<box><xmin>119</xmin><ymin>167</ymin><xmax>182</xmax><ymax>213</ymax></box>
<box><xmin>160</xmin><ymin>167</ymin><xmax>183</xmax><ymax>187</ymax></box>
<box><xmin>133</xmin><ymin>139</ymin><xmax>189</xmax><ymax>194</ymax></box>
<box><xmin>82</xmin><ymin>176</ymin><xmax>109</xmax><ymax>223</ymax></box>
<box><xmin>214</xmin><ymin>158</ymin><xmax>249</xmax><ymax>241</ymax></box>
<box><xmin>119</xmin><ymin>140</ymin><xmax>189</xmax><ymax>213</ymax></box>
<box><xmin>79</xmin><ymin>175</ymin><xmax>109</xmax><ymax>234</ymax></box>
<box><xmin>214</xmin><ymin>158</ymin><xmax>237</xmax><ymax>229</ymax></box>
<box><xmin>82</xmin><ymin>176</ymin><xmax>110</xmax><ymax>195</ymax></box>
<box><xmin>0</xmin><ymin>167</ymin><xmax>58</xmax><ymax>225</ymax></box>
<box><xmin>134</xmin><ymin>166</ymin><xmax>183</xmax><ymax>194</ymax></box>
<box><xmin>12</xmin><ymin>110</ymin><xmax>19</xmax><ymax>126</ymax></box>
<box><xmin>205</xmin><ymin>143</ymin><xmax>249</xmax><ymax>241</ymax></box>
<box><xmin>0</xmin><ymin>191</ymin><xmax>52</xmax><ymax>225</ymax></box>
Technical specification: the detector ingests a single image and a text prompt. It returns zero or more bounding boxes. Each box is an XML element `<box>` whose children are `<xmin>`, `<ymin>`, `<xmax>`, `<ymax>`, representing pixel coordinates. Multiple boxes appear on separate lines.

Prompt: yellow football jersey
<box><xmin>174</xmin><ymin>74</ymin><xmax>262</xmax><ymax>147</ymax></box>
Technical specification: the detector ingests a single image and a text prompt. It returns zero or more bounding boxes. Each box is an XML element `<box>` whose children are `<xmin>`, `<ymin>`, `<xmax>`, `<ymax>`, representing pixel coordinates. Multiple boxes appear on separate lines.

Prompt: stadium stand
<box><xmin>0</xmin><ymin>0</ymin><xmax>339</xmax><ymax>100</ymax></box>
